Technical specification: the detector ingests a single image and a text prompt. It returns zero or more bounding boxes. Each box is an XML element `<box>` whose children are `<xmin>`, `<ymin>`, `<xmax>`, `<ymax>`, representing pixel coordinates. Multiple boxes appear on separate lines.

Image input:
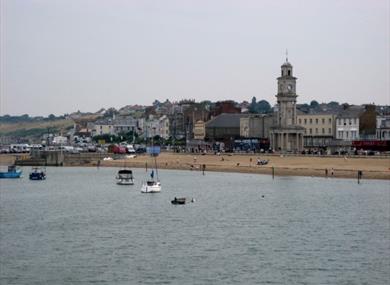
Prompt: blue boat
<box><xmin>0</xmin><ymin>165</ymin><xmax>22</xmax><ymax>179</ymax></box>
<box><xmin>29</xmin><ymin>167</ymin><xmax>46</xmax><ymax>180</ymax></box>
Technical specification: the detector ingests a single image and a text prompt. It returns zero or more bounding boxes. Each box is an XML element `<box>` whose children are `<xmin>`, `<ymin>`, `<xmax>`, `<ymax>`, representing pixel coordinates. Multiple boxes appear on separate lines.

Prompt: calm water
<box><xmin>0</xmin><ymin>167</ymin><xmax>389</xmax><ymax>284</ymax></box>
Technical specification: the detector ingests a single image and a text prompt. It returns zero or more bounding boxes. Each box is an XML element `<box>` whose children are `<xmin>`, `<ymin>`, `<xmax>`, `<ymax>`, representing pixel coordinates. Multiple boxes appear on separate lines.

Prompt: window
<box><xmin>315</xmin><ymin>128</ymin><xmax>318</xmax><ymax>134</ymax></box>
<box><xmin>299</xmin><ymin>119</ymin><xmax>301</xmax><ymax>124</ymax></box>
<box><xmin>349</xmin><ymin>119</ymin><xmax>352</xmax><ymax>125</ymax></box>
<box><xmin>322</xmin><ymin>128</ymin><xmax>325</xmax><ymax>134</ymax></box>
<box><xmin>310</xmin><ymin>128</ymin><xmax>312</xmax><ymax>134</ymax></box>
<box><xmin>305</xmin><ymin>129</ymin><xmax>307</xmax><ymax>134</ymax></box>
<box><xmin>310</xmin><ymin>118</ymin><xmax>313</xmax><ymax>124</ymax></box>
<box><xmin>322</xmin><ymin>118</ymin><xmax>325</xmax><ymax>124</ymax></box>
<box><xmin>346</xmin><ymin>131</ymin><xmax>349</xmax><ymax>138</ymax></box>
<box><xmin>329</xmin><ymin>118</ymin><xmax>332</xmax><ymax>124</ymax></box>
<box><xmin>316</xmin><ymin>118</ymin><xmax>319</xmax><ymax>124</ymax></box>
<box><xmin>328</xmin><ymin>128</ymin><xmax>331</xmax><ymax>134</ymax></box>
<box><xmin>343</xmin><ymin>119</ymin><xmax>346</xmax><ymax>126</ymax></box>
<box><xmin>304</xmin><ymin>119</ymin><xmax>307</xmax><ymax>124</ymax></box>
<box><xmin>288</xmin><ymin>70</ymin><xmax>291</xmax><ymax>76</ymax></box>
<box><xmin>281</xmin><ymin>71</ymin><xmax>283</xmax><ymax>76</ymax></box>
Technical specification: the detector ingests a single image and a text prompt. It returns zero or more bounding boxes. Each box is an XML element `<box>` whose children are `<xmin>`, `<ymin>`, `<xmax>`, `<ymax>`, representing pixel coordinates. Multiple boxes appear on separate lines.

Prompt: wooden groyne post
<box><xmin>272</xmin><ymin>166</ymin><xmax>275</xmax><ymax>179</ymax></box>
<box><xmin>357</xmin><ymin>170</ymin><xmax>363</xmax><ymax>184</ymax></box>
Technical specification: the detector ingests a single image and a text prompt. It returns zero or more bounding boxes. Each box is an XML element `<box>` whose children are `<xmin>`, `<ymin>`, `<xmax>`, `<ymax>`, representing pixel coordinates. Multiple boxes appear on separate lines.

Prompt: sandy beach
<box><xmin>2</xmin><ymin>153</ymin><xmax>389</xmax><ymax>180</ymax></box>
<box><xmin>100</xmin><ymin>153</ymin><xmax>390</xmax><ymax>180</ymax></box>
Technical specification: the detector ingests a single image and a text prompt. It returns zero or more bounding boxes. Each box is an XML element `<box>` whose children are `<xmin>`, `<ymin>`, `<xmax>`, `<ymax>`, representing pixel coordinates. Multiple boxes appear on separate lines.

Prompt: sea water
<box><xmin>1</xmin><ymin>167</ymin><xmax>389</xmax><ymax>284</ymax></box>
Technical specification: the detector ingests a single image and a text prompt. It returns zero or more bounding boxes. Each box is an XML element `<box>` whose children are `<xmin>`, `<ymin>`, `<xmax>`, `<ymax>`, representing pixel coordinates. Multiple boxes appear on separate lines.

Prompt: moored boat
<box><xmin>141</xmin><ymin>180</ymin><xmax>161</xmax><ymax>193</ymax></box>
<box><xmin>116</xmin><ymin>169</ymin><xmax>134</xmax><ymax>185</ymax></box>
<box><xmin>0</xmin><ymin>165</ymin><xmax>22</xmax><ymax>179</ymax></box>
<box><xmin>141</xmin><ymin>145</ymin><xmax>162</xmax><ymax>193</ymax></box>
<box><xmin>171</xmin><ymin>197</ymin><xmax>186</xmax><ymax>205</ymax></box>
<box><xmin>29</xmin><ymin>167</ymin><xmax>46</xmax><ymax>180</ymax></box>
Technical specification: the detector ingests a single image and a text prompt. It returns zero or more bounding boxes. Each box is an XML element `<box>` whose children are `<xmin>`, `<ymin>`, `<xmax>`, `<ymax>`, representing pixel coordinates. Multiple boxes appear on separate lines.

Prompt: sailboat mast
<box><xmin>154</xmin><ymin>155</ymin><xmax>158</xmax><ymax>180</ymax></box>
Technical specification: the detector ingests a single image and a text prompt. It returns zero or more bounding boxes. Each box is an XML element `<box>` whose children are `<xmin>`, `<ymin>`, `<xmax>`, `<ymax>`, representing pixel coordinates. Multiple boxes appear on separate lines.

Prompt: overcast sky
<box><xmin>1</xmin><ymin>0</ymin><xmax>389</xmax><ymax>116</ymax></box>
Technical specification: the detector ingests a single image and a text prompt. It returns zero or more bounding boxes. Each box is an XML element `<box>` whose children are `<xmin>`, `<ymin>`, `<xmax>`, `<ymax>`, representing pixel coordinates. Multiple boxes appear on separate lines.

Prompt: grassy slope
<box><xmin>0</xmin><ymin>119</ymin><xmax>73</xmax><ymax>136</ymax></box>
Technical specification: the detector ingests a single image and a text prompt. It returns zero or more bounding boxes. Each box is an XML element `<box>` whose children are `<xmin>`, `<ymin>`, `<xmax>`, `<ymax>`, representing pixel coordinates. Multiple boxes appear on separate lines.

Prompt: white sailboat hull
<box><xmin>141</xmin><ymin>181</ymin><xmax>161</xmax><ymax>193</ymax></box>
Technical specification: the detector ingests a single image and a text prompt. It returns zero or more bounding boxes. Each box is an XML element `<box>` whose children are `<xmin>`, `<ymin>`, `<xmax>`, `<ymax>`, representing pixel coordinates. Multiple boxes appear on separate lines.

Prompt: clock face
<box><xmin>287</xmin><ymin>84</ymin><xmax>293</xmax><ymax>91</ymax></box>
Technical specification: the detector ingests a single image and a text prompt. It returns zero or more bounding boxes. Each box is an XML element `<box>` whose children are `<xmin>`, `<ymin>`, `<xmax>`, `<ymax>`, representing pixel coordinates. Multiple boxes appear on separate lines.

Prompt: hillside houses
<box><xmin>68</xmin><ymin>99</ymin><xmax>388</xmax><ymax>153</ymax></box>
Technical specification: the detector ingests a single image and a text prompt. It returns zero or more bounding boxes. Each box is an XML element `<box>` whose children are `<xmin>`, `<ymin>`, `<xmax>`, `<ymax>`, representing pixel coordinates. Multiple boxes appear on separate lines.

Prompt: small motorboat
<box><xmin>0</xmin><ymin>165</ymin><xmax>22</xmax><ymax>179</ymax></box>
<box><xmin>29</xmin><ymin>167</ymin><xmax>46</xmax><ymax>180</ymax></box>
<box><xmin>171</xmin><ymin>197</ymin><xmax>186</xmax><ymax>205</ymax></box>
<box><xmin>116</xmin><ymin>169</ymin><xmax>134</xmax><ymax>185</ymax></box>
<box><xmin>141</xmin><ymin>180</ymin><xmax>161</xmax><ymax>193</ymax></box>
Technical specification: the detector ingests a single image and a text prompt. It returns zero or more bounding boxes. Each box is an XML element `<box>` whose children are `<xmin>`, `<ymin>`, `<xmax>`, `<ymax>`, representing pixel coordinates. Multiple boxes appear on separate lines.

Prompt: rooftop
<box><xmin>206</xmin><ymin>113</ymin><xmax>248</xmax><ymax>128</ymax></box>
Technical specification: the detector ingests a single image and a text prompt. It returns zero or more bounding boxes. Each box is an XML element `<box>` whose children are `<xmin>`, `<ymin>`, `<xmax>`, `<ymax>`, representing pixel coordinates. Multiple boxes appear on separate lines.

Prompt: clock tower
<box><xmin>276</xmin><ymin>60</ymin><xmax>298</xmax><ymax>127</ymax></box>
<box><xmin>270</xmin><ymin>57</ymin><xmax>304</xmax><ymax>152</ymax></box>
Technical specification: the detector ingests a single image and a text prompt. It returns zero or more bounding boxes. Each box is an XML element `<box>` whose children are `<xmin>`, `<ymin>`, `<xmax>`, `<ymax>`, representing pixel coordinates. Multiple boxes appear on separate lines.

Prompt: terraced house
<box><xmin>297</xmin><ymin>110</ymin><xmax>337</xmax><ymax>148</ymax></box>
<box><xmin>335</xmin><ymin>105</ymin><xmax>377</xmax><ymax>141</ymax></box>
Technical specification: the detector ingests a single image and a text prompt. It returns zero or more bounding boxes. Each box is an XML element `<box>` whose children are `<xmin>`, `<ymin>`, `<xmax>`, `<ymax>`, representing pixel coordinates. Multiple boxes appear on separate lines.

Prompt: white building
<box><xmin>113</xmin><ymin>116</ymin><xmax>137</xmax><ymax>134</ymax></box>
<box><xmin>144</xmin><ymin>118</ymin><xmax>160</xmax><ymax>138</ymax></box>
<box><xmin>52</xmin><ymin>136</ymin><xmax>68</xmax><ymax>145</ymax></box>
<box><xmin>93</xmin><ymin>116</ymin><xmax>137</xmax><ymax>136</ymax></box>
<box><xmin>93</xmin><ymin>119</ymin><xmax>115</xmax><ymax>136</ymax></box>
<box><xmin>158</xmin><ymin>115</ymin><xmax>170</xmax><ymax>139</ymax></box>
<box><xmin>376</xmin><ymin>114</ymin><xmax>390</xmax><ymax>140</ymax></box>
<box><xmin>143</xmin><ymin>115</ymin><xmax>170</xmax><ymax>139</ymax></box>
<box><xmin>335</xmin><ymin>106</ymin><xmax>363</xmax><ymax>141</ymax></box>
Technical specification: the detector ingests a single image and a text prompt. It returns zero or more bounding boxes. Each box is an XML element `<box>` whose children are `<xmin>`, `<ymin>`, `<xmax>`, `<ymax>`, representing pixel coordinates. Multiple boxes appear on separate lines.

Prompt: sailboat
<box><xmin>141</xmin><ymin>146</ymin><xmax>161</xmax><ymax>193</ymax></box>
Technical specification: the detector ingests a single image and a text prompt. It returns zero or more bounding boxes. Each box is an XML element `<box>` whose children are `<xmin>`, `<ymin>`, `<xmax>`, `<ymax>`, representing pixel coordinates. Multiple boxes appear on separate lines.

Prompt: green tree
<box><xmin>257</xmin><ymin>100</ymin><xmax>271</xmax><ymax>114</ymax></box>
<box><xmin>249</xmin><ymin>97</ymin><xmax>257</xmax><ymax>113</ymax></box>
<box><xmin>310</xmin><ymin>100</ymin><xmax>319</xmax><ymax>109</ymax></box>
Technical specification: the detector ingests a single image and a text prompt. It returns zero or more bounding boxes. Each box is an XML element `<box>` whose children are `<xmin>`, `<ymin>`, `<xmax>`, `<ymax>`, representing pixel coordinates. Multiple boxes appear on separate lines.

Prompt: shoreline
<box><xmin>96</xmin><ymin>160</ymin><xmax>390</xmax><ymax>180</ymax></box>
<box><xmin>1</xmin><ymin>153</ymin><xmax>389</xmax><ymax>180</ymax></box>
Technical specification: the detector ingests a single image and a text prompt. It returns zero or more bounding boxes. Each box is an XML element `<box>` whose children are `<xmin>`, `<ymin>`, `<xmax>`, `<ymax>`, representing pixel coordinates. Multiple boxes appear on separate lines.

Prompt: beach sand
<box><xmin>99</xmin><ymin>153</ymin><xmax>390</xmax><ymax>180</ymax></box>
<box><xmin>2</xmin><ymin>153</ymin><xmax>389</xmax><ymax>180</ymax></box>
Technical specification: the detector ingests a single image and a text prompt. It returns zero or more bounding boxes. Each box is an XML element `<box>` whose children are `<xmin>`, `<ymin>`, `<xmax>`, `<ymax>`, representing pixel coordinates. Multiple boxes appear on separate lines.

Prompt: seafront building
<box><xmin>205</xmin><ymin>113</ymin><xmax>248</xmax><ymax>148</ymax></box>
<box><xmin>335</xmin><ymin>105</ymin><xmax>376</xmax><ymax>141</ymax></box>
<box><xmin>376</xmin><ymin>113</ymin><xmax>390</xmax><ymax>140</ymax></box>
<box><xmin>269</xmin><ymin>59</ymin><xmax>305</xmax><ymax>152</ymax></box>
<box><xmin>297</xmin><ymin>110</ymin><xmax>337</xmax><ymax>148</ymax></box>
<box><xmin>240</xmin><ymin>114</ymin><xmax>273</xmax><ymax>139</ymax></box>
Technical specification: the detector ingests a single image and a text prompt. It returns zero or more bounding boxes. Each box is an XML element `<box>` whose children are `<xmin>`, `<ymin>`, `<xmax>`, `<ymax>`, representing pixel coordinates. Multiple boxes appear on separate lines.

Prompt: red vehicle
<box><xmin>108</xmin><ymin>144</ymin><xmax>127</xmax><ymax>154</ymax></box>
<box><xmin>352</xmin><ymin>140</ymin><xmax>390</xmax><ymax>152</ymax></box>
